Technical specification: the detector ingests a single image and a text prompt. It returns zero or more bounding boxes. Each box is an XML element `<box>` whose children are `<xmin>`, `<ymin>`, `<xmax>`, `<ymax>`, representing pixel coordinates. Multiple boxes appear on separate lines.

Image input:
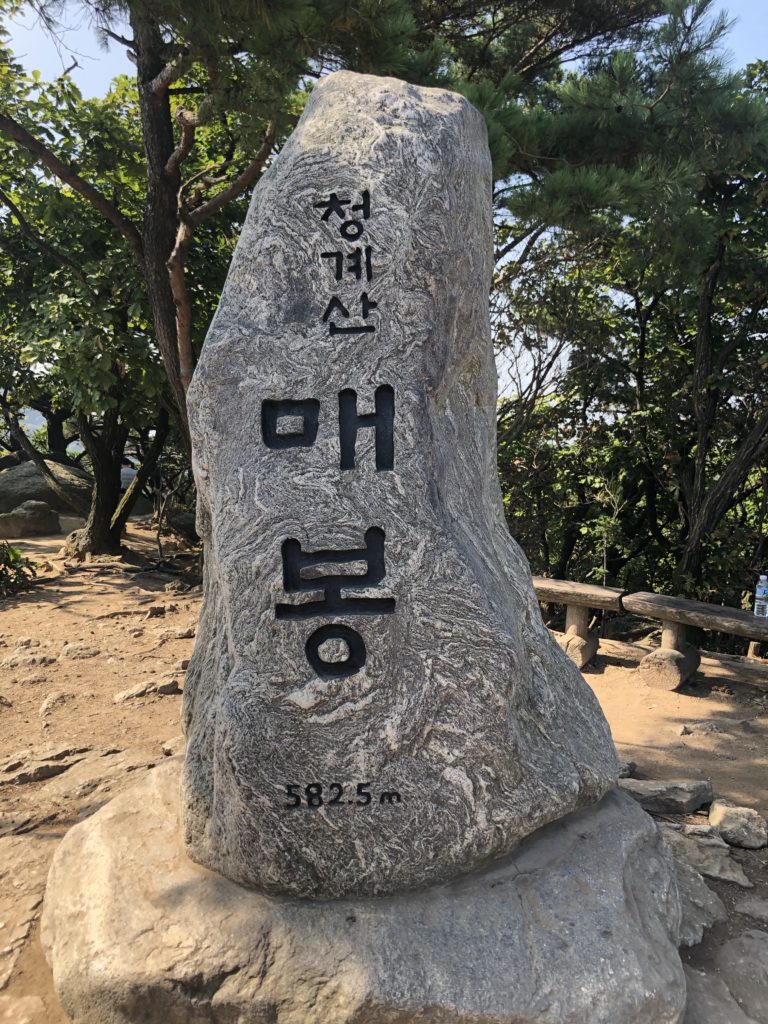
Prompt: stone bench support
<box><xmin>637</xmin><ymin>619</ymin><xmax>701</xmax><ymax>691</ymax></box>
<box><xmin>533</xmin><ymin>578</ymin><xmax>624</xmax><ymax>670</ymax></box>
<box><xmin>534</xmin><ymin>580</ymin><xmax>768</xmax><ymax>689</ymax></box>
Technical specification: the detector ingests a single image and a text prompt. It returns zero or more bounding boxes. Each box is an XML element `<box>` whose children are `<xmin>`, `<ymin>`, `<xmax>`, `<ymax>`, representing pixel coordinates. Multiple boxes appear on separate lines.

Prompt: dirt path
<box><xmin>1</xmin><ymin>528</ymin><xmax>767</xmax><ymax>1021</ymax></box>
<box><xmin>588</xmin><ymin>660</ymin><xmax>768</xmax><ymax>817</ymax></box>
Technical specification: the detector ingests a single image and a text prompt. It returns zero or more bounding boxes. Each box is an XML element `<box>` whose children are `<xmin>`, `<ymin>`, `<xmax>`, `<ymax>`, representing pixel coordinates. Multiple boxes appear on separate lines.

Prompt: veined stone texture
<box><xmin>183</xmin><ymin>70</ymin><xmax>618</xmax><ymax>898</ymax></box>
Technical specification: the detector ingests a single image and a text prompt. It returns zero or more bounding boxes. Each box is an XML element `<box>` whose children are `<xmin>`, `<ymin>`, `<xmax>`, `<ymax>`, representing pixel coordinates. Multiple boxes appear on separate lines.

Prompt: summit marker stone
<box><xmin>42</xmin><ymin>71</ymin><xmax>687</xmax><ymax>1024</ymax></box>
<box><xmin>182</xmin><ymin>70</ymin><xmax>618</xmax><ymax>898</ymax></box>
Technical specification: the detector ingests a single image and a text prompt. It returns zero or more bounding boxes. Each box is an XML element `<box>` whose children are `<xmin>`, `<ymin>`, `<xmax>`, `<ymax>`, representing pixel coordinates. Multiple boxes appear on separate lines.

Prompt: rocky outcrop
<box><xmin>42</xmin><ymin>761</ymin><xmax>686</xmax><ymax>1024</ymax></box>
<box><xmin>0</xmin><ymin>500</ymin><xmax>60</xmax><ymax>538</ymax></box>
<box><xmin>0</xmin><ymin>461</ymin><xmax>91</xmax><ymax>515</ymax></box>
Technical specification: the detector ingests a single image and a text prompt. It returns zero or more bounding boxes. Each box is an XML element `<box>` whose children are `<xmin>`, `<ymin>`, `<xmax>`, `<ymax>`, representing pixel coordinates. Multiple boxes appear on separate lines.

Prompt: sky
<box><xmin>4</xmin><ymin>0</ymin><xmax>768</xmax><ymax>99</ymax></box>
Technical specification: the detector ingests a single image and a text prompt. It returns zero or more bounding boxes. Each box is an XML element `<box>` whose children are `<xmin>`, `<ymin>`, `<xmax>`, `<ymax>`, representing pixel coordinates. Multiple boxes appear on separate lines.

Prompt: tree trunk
<box><xmin>45</xmin><ymin>408</ymin><xmax>70</xmax><ymax>457</ymax></box>
<box><xmin>130</xmin><ymin>7</ymin><xmax>191</xmax><ymax>451</ymax></box>
<box><xmin>673</xmin><ymin>405</ymin><xmax>768</xmax><ymax>592</ymax></box>
<box><xmin>28</xmin><ymin>399</ymin><xmax>73</xmax><ymax>458</ymax></box>
<box><xmin>65</xmin><ymin>470</ymin><xmax>124</xmax><ymax>557</ymax></box>
<box><xmin>64</xmin><ymin>411</ymin><xmax>128</xmax><ymax>557</ymax></box>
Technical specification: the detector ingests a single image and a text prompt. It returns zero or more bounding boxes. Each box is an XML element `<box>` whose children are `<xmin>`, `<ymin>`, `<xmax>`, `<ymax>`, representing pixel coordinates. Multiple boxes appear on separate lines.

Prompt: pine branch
<box><xmin>165</xmin><ymin>108</ymin><xmax>198</xmax><ymax>179</ymax></box>
<box><xmin>150</xmin><ymin>50</ymin><xmax>192</xmax><ymax>95</ymax></box>
<box><xmin>494</xmin><ymin>223</ymin><xmax>545</xmax><ymax>267</ymax></box>
<box><xmin>102</xmin><ymin>29</ymin><xmax>136</xmax><ymax>51</ymax></box>
<box><xmin>188</xmin><ymin>122</ymin><xmax>275</xmax><ymax>225</ymax></box>
<box><xmin>0</xmin><ymin>114</ymin><xmax>144</xmax><ymax>265</ymax></box>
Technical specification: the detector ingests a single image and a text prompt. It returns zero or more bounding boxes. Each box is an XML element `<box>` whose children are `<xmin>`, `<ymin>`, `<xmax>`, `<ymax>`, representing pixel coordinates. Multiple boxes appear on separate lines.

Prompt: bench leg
<box><xmin>556</xmin><ymin>605</ymin><xmax>599</xmax><ymax>670</ymax></box>
<box><xmin>638</xmin><ymin>619</ymin><xmax>700</xmax><ymax>691</ymax></box>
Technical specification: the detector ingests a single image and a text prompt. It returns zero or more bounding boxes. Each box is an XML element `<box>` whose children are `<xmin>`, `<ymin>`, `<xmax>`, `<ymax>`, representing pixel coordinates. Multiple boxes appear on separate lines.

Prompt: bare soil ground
<box><xmin>1</xmin><ymin>525</ymin><xmax>767</xmax><ymax>1022</ymax></box>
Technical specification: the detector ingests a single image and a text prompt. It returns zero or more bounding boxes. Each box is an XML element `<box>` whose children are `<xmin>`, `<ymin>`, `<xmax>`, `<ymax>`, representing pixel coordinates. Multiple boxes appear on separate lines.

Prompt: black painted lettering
<box><xmin>261</xmin><ymin>399</ymin><xmax>320</xmax><ymax>449</ymax></box>
<box><xmin>339</xmin><ymin>385</ymin><xmax>394</xmax><ymax>471</ymax></box>
<box><xmin>314</xmin><ymin>193</ymin><xmax>351</xmax><ymax>221</ymax></box>
<box><xmin>321</xmin><ymin>251</ymin><xmax>344</xmax><ymax>280</ymax></box>
<box><xmin>276</xmin><ymin>527</ymin><xmax>395</xmax><ymax>619</ymax></box>
<box><xmin>305</xmin><ymin>624</ymin><xmax>367</xmax><ymax>678</ymax></box>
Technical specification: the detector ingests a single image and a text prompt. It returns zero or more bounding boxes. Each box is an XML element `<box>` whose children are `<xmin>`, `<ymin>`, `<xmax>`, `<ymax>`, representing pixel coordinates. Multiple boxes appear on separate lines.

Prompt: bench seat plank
<box><xmin>622</xmin><ymin>591</ymin><xmax>768</xmax><ymax>642</ymax></box>
<box><xmin>532</xmin><ymin>577</ymin><xmax>624</xmax><ymax>612</ymax></box>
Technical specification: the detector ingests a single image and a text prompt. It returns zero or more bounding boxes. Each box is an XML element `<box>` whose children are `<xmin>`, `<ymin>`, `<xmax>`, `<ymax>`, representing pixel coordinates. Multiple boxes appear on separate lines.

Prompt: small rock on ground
<box><xmin>38</xmin><ymin>693</ymin><xmax>74</xmax><ymax>718</ymax></box>
<box><xmin>735</xmin><ymin>897</ymin><xmax>768</xmax><ymax>925</ymax></box>
<box><xmin>660</xmin><ymin>823</ymin><xmax>753</xmax><ymax>888</ymax></box>
<box><xmin>60</xmin><ymin>643</ymin><xmax>100</xmax><ymax>660</ymax></box>
<box><xmin>709</xmin><ymin>799</ymin><xmax>767</xmax><ymax>850</ymax></box>
<box><xmin>618</xmin><ymin>777</ymin><xmax>713</xmax><ymax>814</ymax></box>
<box><xmin>113</xmin><ymin>679</ymin><xmax>181</xmax><ymax>703</ymax></box>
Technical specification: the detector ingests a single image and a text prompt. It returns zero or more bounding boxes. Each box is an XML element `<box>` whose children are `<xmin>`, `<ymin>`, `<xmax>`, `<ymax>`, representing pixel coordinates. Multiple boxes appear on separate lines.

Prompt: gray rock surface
<box><xmin>714</xmin><ymin>930</ymin><xmax>768</xmax><ymax>1023</ymax></box>
<box><xmin>0</xmin><ymin>461</ymin><xmax>91</xmax><ymax>514</ymax></box>
<box><xmin>183</xmin><ymin>69</ymin><xmax>618</xmax><ymax>898</ymax></box>
<box><xmin>735</xmin><ymin>897</ymin><xmax>768</xmax><ymax>925</ymax></box>
<box><xmin>0</xmin><ymin>500</ymin><xmax>60</xmax><ymax>538</ymax></box>
<box><xmin>660</xmin><ymin>822</ymin><xmax>753</xmax><ymax>887</ymax></box>
<box><xmin>618</xmin><ymin>759</ymin><xmax>637</xmax><ymax>778</ymax></box>
<box><xmin>618</xmin><ymin>777</ymin><xmax>713</xmax><ymax>814</ymax></box>
<box><xmin>39</xmin><ymin>746</ymin><xmax>159</xmax><ymax>819</ymax></box>
<box><xmin>674</xmin><ymin>859</ymin><xmax>726</xmax><ymax>947</ymax></box>
<box><xmin>682</xmin><ymin>967</ymin><xmax>758</xmax><ymax>1024</ymax></box>
<box><xmin>42</xmin><ymin>761</ymin><xmax>685</xmax><ymax>1024</ymax></box>
<box><xmin>709</xmin><ymin>798</ymin><xmax>768</xmax><ymax>849</ymax></box>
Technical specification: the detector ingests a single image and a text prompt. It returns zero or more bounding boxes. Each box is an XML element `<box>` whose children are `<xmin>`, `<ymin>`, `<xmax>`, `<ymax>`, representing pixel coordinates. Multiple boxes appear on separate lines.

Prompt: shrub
<box><xmin>0</xmin><ymin>542</ymin><xmax>36</xmax><ymax>598</ymax></box>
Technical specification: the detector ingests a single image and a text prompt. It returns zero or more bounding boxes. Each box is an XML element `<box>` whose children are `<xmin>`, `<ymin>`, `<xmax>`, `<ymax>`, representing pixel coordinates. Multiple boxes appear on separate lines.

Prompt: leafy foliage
<box><xmin>495</xmin><ymin>6</ymin><xmax>768</xmax><ymax>606</ymax></box>
<box><xmin>0</xmin><ymin>541</ymin><xmax>36</xmax><ymax>598</ymax></box>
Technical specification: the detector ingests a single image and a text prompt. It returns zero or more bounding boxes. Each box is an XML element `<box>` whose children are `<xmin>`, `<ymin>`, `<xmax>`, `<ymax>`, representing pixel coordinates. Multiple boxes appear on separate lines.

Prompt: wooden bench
<box><xmin>622</xmin><ymin>592</ymin><xmax>768</xmax><ymax>690</ymax></box>
<box><xmin>532</xmin><ymin>578</ymin><xmax>625</xmax><ymax>669</ymax></box>
<box><xmin>532</xmin><ymin>577</ymin><xmax>768</xmax><ymax>689</ymax></box>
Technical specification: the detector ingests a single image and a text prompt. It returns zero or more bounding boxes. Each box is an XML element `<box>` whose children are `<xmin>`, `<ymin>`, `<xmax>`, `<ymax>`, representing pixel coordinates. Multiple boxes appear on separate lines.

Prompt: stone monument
<box><xmin>42</xmin><ymin>71</ymin><xmax>687</xmax><ymax>1023</ymax></box>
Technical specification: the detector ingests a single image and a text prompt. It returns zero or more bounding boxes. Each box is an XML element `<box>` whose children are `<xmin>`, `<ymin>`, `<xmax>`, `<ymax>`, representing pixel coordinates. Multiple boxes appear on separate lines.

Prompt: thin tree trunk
<box><xmin>45</xmin><ymin>409</ymin><xmax>70</xmax><ymax>457</ymax></box>
<box><xmin>111</xmin><ymin>407</ymin><xmax>170</xmax><ymax>534</ymax></box>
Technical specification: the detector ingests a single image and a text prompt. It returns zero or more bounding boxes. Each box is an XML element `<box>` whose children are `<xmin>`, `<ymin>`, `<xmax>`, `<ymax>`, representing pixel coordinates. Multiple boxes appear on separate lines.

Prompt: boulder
<box><xmin>714</xmin><ymin>930</ymin><xmax>768</xmax><ymax>1024</ymax></box>
<box><xmin>674</xmin><ymin>859</ymin><xmax>726</xmax><ymax>947</ymax></box>
<box><xmin>708</xmin><ymin>798</ymin><xmax>767</xmax><ymax>849</ymax></box>
<box><xmin>0</xmin><ymin>499</ymin><xmax>60</xmax><ymax>538</ymax></box>
<box><xmin>618</xmin><ymin>777</ymin><xmax>713</xmax><ymax>814</ymax></box>
<box><xmin>183</xmin><ymin>69</ymin><xmax>618</xmax><ymax>899</ymax></box>
<box><xmin>42</xmin><ymin>762</ymin><xmax>686</xmax><ymax>1024</ymax></box>
<box><xmin>0</xmin><ymin>460</ymin><xmax>91</xmax><ymax>514</ymax></box>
